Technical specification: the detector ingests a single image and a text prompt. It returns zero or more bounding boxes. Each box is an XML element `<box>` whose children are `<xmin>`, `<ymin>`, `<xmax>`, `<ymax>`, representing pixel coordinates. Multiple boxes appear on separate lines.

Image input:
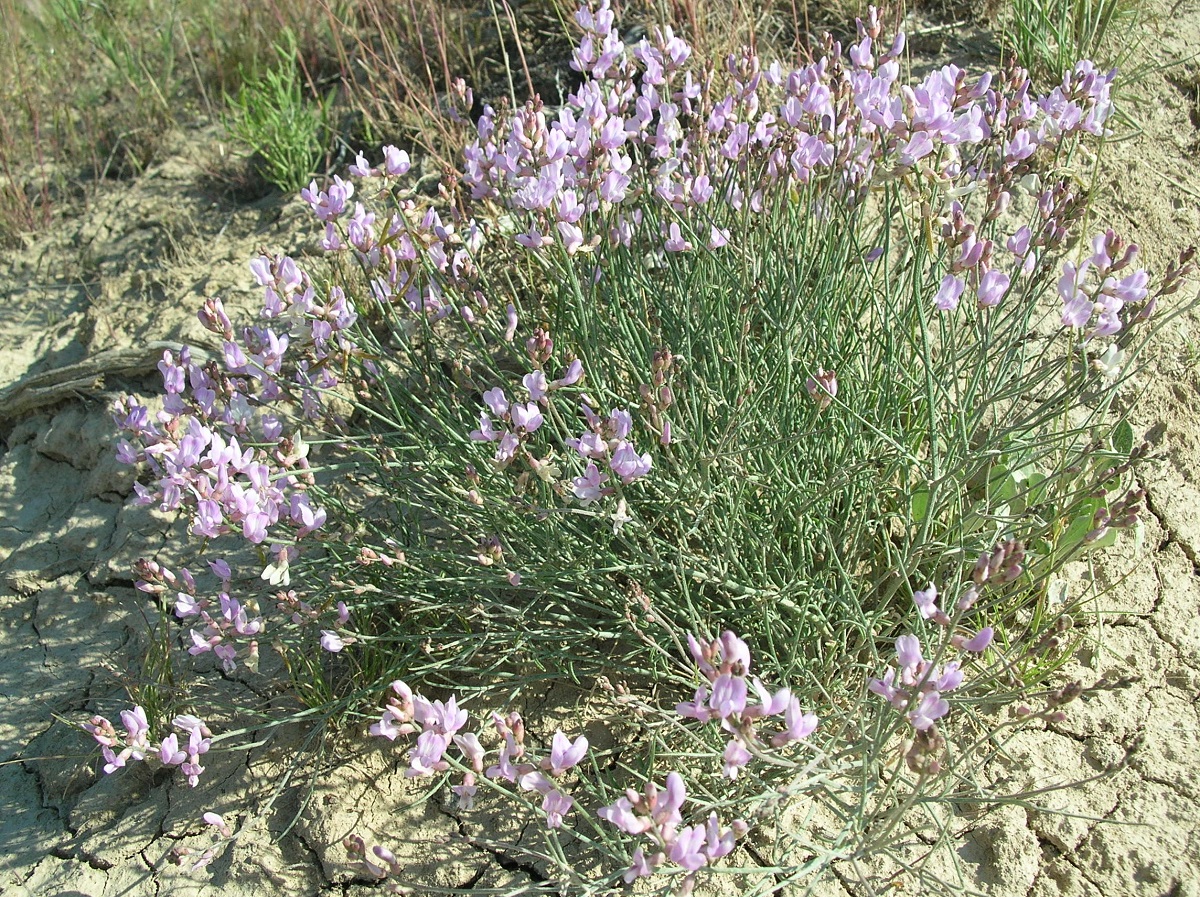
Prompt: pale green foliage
<box><xmin>1003</xmin><ymin>0</ymin><xmax>1148</xmax><ymax>87</ymax></box>
<box><xmin>224</xmin><ymin>32</ymin><xmax>331</xmax><ymax>193</ymax></box>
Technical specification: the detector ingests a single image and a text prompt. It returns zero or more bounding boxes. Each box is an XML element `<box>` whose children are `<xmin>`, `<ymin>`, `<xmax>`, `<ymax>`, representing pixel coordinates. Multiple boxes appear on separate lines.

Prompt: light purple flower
<box><xmin>1063</xmin><ymin>293</ymin><xmax>1093</xmax><ymax>328</ymax></box>
<box><xmin>510</xmin><ymin>402</ymin><xmax>544</xmax><ymax>433</ymax></box>
<box><xmin>668</xmin><ymin>823</ymin><xmax>709</xmax><ymax>872</ymax></box>
<box><xmin>977</xmin><ymin>269</ymin><xmax>1010</xmax><ymax>307</ymax></box>
<box><xmin>381</xmin><ymin>145</ymin><xmax>411</xmax><ymax>176</ymax></box>
<box><xmin>1007</xmin><ymin>225</ymin><xmax>1032</xmax><ymax>257</ymax></box>
<box><xmin>542</xmin><ymin>789</ymin><xmax>573</xmax><ymax>828</ymax></box>
<box><xmin>452</xmin><ymin>771</ymin><xmax>477</xmax><ymax>810</ymax></box>
<box><xmin>771</xmin><ymin>697</ymin><xmax>819</xmax><ymax>746</ymax></box>
<box><xmin>320</xmin><ymin>630</ymin><xmax>345</xmax><ymax>653</ymax></box>
<box><xmin>963</xmin><ymin>627</ymin><xmax>994</xmax><ymax>652</ymax></box>
<box><xmin>913</xmin><ymin>584</ymin><xmax>939</xmax><ymax>620</ymax></box>
<box><xmin>708</xmin><ymin>672</ymin><xmax>748</xmax><ymax>719</ymax></box>
<box><xmin>519</xmin><ymin>769</ymin><xmax>553</xmax><ymax>794</ymax></box>
<box><xmin>158</xmin><ymin>733</ymin><xmax>186</xmax><ymax>766</ymax></box>
<box><xmin>175</xmin><ymin>592</ymin><xmax>201</xmax><ymax>618</ymax></box>
<box><xmin>454</xmin><ymin>733</ymin><xmax>486</xmax><ymax>772</ymax></box>
<box><xmin>897</xmin><ymin>130</ymin><xmax>934</xmax><ymax>166</ymax></box>
<box><xmin>746</xmin><ymin>679</ymin><xmax>791</xmax><ymax>718</ymax></box>
<box><xmin>470</xmin><ymin>412</ymin><xmax>499</xmax><ymax>442</ymax></box>
<box><xmin>895</xmin><ymin>634</ymin><xmax>923</xmax><ymax>671</ymax></box>
<box><xmin>675</xmin><ymin>685</ymin><xmax>711</xmax><ymax>721</ymax></box>
<box><xmin>664</xmin><ymin>222</ymin><xmax>692</xmax><ymax>252</ymax></box>
<box><xmin>523</xmin><ymin>371</ymin><xmax>548</xmax><ymax>402</ymax></box>
<box><xmin>936</xmin><ymin>660</ymin><xmax>964</xmax><ymax>691</ymax></box>
<box><xmin>407</xmin><ymin>730</ymin><xmax>451</xmax><ymax>776</ymax></box>
<box><xmin>495</xmin><ymin>431</ymin><xmax>520</xmax><ymax>463</ymax></box>
<box><xmin>607</xmin><ymin>408</ymin><xmax>633</xmax><ymax>439</ymax></box>
<box><xmin>609</xmin><ymin>441</ymin><xmax>652</xmax><ymax>482</ymax></box>
<box><xmin>703</xmin><ymin>812</ymin><xmax>738</xmax><ymax>861</ymax></box>
<box><xmin>569</xmin><ymin>431</ymin><xmax>607</xmax><ymax>459</ymax></box>
<box><xmin>571</xmin><ymin>462</ymin><xmax>608</xmax><ymax>504</ymax></box>
<box><xmin>553</xmin><ymin>359</ymin><xmax>584</xmax><ymax>387</ymax></box>
<box><xmin>599</xmin><ymin>797</ymin><xmax>648</xmax><ymax>836</ymax></box>
<box><xmin>722</xmin><ymin>738</ymin><xmax>752</xmax><ymax>779</ymax></box>
<box><xmin>870</xmin><ymin>671</ymin><xmax>905</xmax><ymax>708</ymax></box>
<box><xmin>708</xmin><ymin>226</ymin><xmax>731</xmax><ymax>249</ymax></box>
<box><xmin>907</xmin><ymin>690</ymin><xmax>949</xmax><ymax>731</ymax></box>
<box><xmin>1105</xmin><ymin>269</ymin><xmax>1149</xmax><ymax>304</ymax></box>
<box><xmin>546</xmin><ymin>731</ymin><xmax>589</xmax><ymax>774</ymax></box>
<box><xmin>934</xmin><ymin>273</ymin><xmax>966</xmax><ymax>311</ymax></box>
<box><xmin>348</xmin><ymin>151</ymin><xmax>374</xmax><ymax>177</ymax></box>
<box><xmin>516</xmin><ymin>226</ymin><xmax>553</xmax><ymax>249</ymax></box>
<box><xmin>203</xmin><ymin>812</ymin><xmax>232</xmax><ymax>838</ymax></box>
<box><xmin>483</xmin><ymin>388</ymin><xmax>509</xmax><ymax>416</ymax></box>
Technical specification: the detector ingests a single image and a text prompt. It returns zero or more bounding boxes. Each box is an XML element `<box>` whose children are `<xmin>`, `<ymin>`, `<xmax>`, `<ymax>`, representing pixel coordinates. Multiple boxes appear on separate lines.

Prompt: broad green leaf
<box><xmin>1113</xmin><ymin>419</ymin><xmax>1135</xmax><ymax>457</ymax></box>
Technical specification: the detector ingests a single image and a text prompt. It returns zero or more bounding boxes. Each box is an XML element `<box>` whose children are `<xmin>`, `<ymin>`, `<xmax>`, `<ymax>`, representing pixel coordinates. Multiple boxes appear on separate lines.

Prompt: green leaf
<box><xmin>1113</xmin><ymin>419</ymin><xmax>1134</xmax><ymax>457</ymax></box>
<box><xmin>911</xmin><ymin>486</ymin><xmax>931</xmax><ymax>524</ymax></box>
<box><xmin>1060</xmin><ymin>497</ymin><xmax>1103</xmax><ymax>551</ymax></box>
<box><xmin>1023</xmin><ymin>471</ymin><xmax>1049</xmax><ymax>509</ymax></box>
<box><xmin>988</xmin><ymin>464</ymin><xmax>1016</xmax><ymax>504</ymax></box>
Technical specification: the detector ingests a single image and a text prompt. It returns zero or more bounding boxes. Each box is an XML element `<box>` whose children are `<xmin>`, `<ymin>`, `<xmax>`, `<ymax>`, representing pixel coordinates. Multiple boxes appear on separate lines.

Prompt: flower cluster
<box><xmin>367</xmin><ymin>681</ymin><xmax>588</xmax><ymax>829</ymax></box>
<box><xmin>471</xmin><ymin>384</ymin><xmax>545</xmax><ymax>464</ymax></box>
<box><xmin>469</xmin><ymin>353</ymin><xmax>583</xmax><ymax>465</ymax></box>
<box><xmin>1058</xmin><ymin>232</ymin><xmax>1198</xmax><ymax>350</ymax></box>
<box><xmin>94</xmin><ymin>2</ymin><xmax>1195</xmax><ymax>891</ymax></box>
<box><xmin>302</xmin><ymin>149</ymin><xmax>491</xmax><ymax>325</ymax></box>
<box><xmin>460</xmin><ymin>0</ymin><xmax>1124</xmax><ymax>320</ymax></box>
<box><xmin>599</xmin><ymin>772</ymin><xmax>745</xmax><ymax>890</ymax></box>
<box><xmin>675</xmin><ymin>631</ymin><xmax>818</xmax><ymax>779</ymax></box>
<box><xmin>82</xmin><ymin>706</ymin><xmax>213</xmax><ymax>787</ymax></box>
<box><xmin>467</xmin><ymin>350</ymin><xmax>656</xmax><ymax>525</ymax></box>
<box><xmin>676</xmin><ymin>628</ymin><xmax>825</xmax><ymax>777</ymax></box>
<box><xmin>1087</xmin><ymin>487</ymin><xmax>1145</xmax><ymax>543</ymax></box>
<box><xmin>114</xmin><ymin>251</ymin><xmax>357</xmax><ymax>565</ymax></box>
<box><xmin>133</xmin><ymin>557</ymin><xmax>354</xmax><ymax>676</ymax></box>
<box><xmin>805</xmin><ymin>368</ymin><xmax>838</xmax><ymax>411</ymax></box>
<box><xmin>168</xmin><ymin>811</ymin><xmax>235</xmax><ymax>872</ymax></box>
<box><xmin>464</xmin><ymin>1</ymin><xmax>911</xmax><ymax>252</ymax></box>
<box><xmin>358</xmin><ymin>629</ymin><xmax>813</xmax><ymax>888</ymax></box>
<box><xmin>136</xmin><ymin>558</ymin><xmax>265</xmax><ymax>674</ymax></box>
<box><xmin>368</xmin><ymin>680</ymin><xmax>469</xmax><ymax>777</ymax></box>
<box><xmin>569</xmin><ymin>402</ymin><xmax>653</xmax><ymax>491</ymax></box>
<box><xmin>868</xmin><ymin>632</ymin><xmax>966</xmax><ymax>733</ymax></box>
<box><xmin>1059</xmin><ymin>229</ymin><xmax>1153</xmax><ymax>338</ymax></box>
<box><xmin>483</xmin><ymin>712</ymin><xmax>587</xmax><ymax>828</ymax></box>
<box><xmin>869</xmin><ymin>581</ymin><xmax>995</xmax><ymax>738</ymax></box>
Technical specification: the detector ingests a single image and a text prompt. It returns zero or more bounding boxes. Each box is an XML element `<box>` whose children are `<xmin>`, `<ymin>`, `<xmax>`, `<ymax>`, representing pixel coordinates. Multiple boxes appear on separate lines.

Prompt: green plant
<box><xmin>1002</xmin><ymin>0</ymin><xmax>1150</xmax><ymax>90</ymax></box>
<box><xmin>0</xmin><ymin>0</ymin><xmax>351</xmax><ymax>237</ymax></box>
<box><xmin>96</xmin><ymin>3</ymin><xmax>1198</xmax><ymax>893</ymax></box>
<box><xmin>224</xmin><ymin>30</ymin><xmax>332</xmax><ymax>192</ymax></box>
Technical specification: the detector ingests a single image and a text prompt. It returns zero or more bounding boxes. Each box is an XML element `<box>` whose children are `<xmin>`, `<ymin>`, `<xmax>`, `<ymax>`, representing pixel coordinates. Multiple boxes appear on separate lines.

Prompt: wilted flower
<box><xmin>805</xmin><ymin>368</ymin><xmax>838</xmax><ymax>410</ymax></box>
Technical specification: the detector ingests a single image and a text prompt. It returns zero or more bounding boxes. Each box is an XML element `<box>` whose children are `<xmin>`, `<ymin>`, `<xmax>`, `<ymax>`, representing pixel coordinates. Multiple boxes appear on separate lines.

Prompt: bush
<box><xmin>223</xmin><ymin>30</ymin><xmax>331</xmax><ymax>193</ymax></box>
<box><xmin>95</xmin><ymin>2</ymin><xmax>1195</xmax><ymax>892</ymax></box>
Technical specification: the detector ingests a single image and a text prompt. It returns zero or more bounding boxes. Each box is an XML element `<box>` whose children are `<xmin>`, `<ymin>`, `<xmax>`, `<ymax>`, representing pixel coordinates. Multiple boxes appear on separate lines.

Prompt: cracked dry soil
<box><xmin>3</xmin><ymin>6</ymin><xmax>1200</xmax><ymax>895</ymax></box>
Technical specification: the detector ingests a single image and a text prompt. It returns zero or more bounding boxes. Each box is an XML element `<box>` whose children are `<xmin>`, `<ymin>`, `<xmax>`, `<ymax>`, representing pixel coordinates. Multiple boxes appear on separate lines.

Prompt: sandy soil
<box><xmin>2</xmin><ymin>6</ymin><xmax>1199</xmax><ymax>896</ymax></box>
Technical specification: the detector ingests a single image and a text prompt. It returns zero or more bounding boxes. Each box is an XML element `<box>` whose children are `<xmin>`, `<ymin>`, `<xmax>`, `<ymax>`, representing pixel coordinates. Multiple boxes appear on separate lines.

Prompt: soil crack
<box><xmin>436</xmin><ymin>803</ymin><xmax>550</xmax><ymax>887</ymax></box>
